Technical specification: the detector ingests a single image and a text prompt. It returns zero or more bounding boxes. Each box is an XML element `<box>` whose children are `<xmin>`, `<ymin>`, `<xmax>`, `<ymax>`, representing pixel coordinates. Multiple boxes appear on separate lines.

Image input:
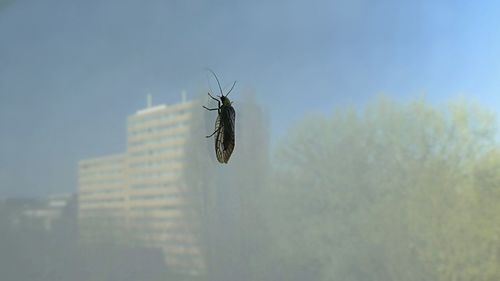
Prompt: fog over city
<box><xmin>1</xmin><ymin>1</ymin><xmax>500</xmax><ymax>281</ymax></box>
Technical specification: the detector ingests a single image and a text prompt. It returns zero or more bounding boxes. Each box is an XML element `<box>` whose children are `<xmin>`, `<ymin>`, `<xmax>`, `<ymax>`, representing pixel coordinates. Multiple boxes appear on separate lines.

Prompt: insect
<box><xmin>203</xmin><ymin>69</ymin><xmax>236</xmax><ymax>163</ymax></box>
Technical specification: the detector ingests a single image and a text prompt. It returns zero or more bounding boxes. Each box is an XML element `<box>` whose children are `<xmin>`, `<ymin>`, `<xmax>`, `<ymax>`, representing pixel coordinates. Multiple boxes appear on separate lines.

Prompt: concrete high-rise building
<box><xmin>126</xmin><ymin>99</ymin><xmax>203</xmax><ymax>272</ymax></box>
<box><xmin>77</xmin><ymin>97</ymin><xmax>203</xmax><ymax>274</ymax></box>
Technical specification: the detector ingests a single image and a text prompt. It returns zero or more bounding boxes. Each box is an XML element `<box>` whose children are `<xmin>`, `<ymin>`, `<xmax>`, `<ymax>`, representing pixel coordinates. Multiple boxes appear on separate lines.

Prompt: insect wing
<box><xmin>215</xmin><ymin>106</ymin><xmax>235</xmax><ymax>163</ymax></box>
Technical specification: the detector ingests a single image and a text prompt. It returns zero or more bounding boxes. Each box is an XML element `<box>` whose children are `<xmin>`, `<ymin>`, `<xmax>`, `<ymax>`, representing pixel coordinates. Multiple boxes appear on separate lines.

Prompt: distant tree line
<box><xmin>188</xmin><ymin>95</ymin><xmax>500</xmax><ymax>281</ymax></box>
<box><xmin>266</xmin><ymin>97</ymin><xmax>500</xmax><ymax>281</ymax></box>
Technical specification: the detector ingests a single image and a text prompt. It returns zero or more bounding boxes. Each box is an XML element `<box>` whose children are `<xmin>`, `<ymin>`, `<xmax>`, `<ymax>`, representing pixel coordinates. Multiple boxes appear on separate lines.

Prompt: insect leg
<box><xmin>202</xmin><ymin>106</ymin><xmax>218</xmax><ymax>111</ymax></box>
<box><xmin>207</xmin><ymin>92</ymin><xmax>219</xmax><ymax>102</ymax></box>
<box><xmin>207</xmin><ymin>92</ymin><xmax>221</xmax><ymax>109</ymax></box>
<box><xmin>205</xmin><ymin>127</ymin><xmax>220</xmax><ymax>138</ymax></box>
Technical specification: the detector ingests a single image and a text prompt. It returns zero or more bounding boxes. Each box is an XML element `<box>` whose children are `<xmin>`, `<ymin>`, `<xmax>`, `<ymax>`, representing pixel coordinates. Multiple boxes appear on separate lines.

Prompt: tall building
<box><xmin>78</xmin><ymin>96</ymin><xmax>203</xmax><ymax>274</ymax></box>
<box><xmin>126</xmin><ymin>98</ymin><xmax>203</xmax><ymax>272</ymax></box>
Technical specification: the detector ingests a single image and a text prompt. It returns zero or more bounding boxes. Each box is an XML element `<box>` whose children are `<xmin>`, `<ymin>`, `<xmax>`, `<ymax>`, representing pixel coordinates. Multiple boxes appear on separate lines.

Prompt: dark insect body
<box><xmin>203</xmin><ymin>69</ymin><xmax>236</xmax><ymax>164</ymax></box>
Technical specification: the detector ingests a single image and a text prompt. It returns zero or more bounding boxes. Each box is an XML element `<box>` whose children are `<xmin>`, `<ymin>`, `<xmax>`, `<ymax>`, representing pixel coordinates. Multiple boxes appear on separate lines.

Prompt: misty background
<box><xmin>1</xmin><ymin>0</ymin><xmax>500</xmax><ymax>281</ymax></box>
<box><xmin>2</xmin><ymin>0</ymin><xmax>500</xmax><ymax>197</ymax></box>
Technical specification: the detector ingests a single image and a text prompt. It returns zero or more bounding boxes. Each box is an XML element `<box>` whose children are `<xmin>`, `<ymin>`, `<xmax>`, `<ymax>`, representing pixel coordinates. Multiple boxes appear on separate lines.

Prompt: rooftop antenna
<box><xmin>147</xmin><ymin>93</ymin><xmax>152</xmax><ymax>108</ymax></box>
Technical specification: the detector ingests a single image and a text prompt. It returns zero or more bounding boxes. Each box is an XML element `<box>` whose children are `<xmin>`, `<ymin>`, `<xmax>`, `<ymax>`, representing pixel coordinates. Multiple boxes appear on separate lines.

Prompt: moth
<box><xmin>203</xmin><ymin>69</ymin><xmax>236</xmax><ymax>163</ymax></box>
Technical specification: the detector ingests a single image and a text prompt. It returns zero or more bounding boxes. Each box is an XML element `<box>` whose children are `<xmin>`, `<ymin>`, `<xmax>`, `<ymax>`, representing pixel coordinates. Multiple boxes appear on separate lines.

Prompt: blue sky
<box><xmin>1</xmin><ymin>0</ymin><xmax>500</xmax><ymax>196</ymax></box>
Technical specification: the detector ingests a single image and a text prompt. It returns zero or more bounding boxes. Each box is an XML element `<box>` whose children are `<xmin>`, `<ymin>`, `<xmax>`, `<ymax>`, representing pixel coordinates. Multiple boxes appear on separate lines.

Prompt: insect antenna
<box><xmin>206</xmin><ymin>68</ymin><xmax>224</xmax><ymax>96</ymax></box>
<box><xmin>225</xmin><ymin>81</ymin><xmax>237</xmax><ymax>97</ymax></box>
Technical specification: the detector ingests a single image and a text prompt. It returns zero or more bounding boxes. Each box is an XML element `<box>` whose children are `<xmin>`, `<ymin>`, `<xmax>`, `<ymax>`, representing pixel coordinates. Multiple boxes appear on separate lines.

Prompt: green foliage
<box><xmin>270</xmin><ymin>96</ymin><xmax>500</xmax><ymax>281</ymax></box>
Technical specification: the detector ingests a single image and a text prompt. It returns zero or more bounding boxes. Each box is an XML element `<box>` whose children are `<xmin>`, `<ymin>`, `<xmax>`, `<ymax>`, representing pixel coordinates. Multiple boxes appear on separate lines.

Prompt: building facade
<box><xmin>78</xmin><ymin>154</ymin><xmax>128</xmax><ymax>243</ymax></box>
<box><xmin>78</xmin><ymin>98</ymin><xmax>203</xmax><ymax>273</ymax></box>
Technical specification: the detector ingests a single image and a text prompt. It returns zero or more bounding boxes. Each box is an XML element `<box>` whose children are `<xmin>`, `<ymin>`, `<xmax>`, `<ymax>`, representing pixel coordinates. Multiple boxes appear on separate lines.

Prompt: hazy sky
<box><xmin>1</xmin><ymin>0</ymin><xmax>500</xmax><ymax>197</ymax></box>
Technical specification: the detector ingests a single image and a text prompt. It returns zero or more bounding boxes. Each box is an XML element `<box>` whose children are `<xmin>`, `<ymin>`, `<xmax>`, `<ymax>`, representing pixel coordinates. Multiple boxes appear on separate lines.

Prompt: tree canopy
<box><xmin>269</xmin><ymin>96</ymin><xmax>500</xmax><ymax>281</ymax></box>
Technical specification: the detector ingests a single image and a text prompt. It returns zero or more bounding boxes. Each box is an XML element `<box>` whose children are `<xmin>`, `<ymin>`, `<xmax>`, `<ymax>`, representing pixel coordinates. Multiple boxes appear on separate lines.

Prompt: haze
<box><xmin>1</xmin><ymin>0</ymin><xmax>500</xmax><ymax>281</ymax></box>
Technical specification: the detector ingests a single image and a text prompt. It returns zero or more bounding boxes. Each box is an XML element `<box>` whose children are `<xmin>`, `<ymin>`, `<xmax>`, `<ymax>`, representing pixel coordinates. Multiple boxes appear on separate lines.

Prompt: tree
<box><xmin>270</xmin><ymin>96</ymin><xmax>499</xmax><ymax>281</ymax></box>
